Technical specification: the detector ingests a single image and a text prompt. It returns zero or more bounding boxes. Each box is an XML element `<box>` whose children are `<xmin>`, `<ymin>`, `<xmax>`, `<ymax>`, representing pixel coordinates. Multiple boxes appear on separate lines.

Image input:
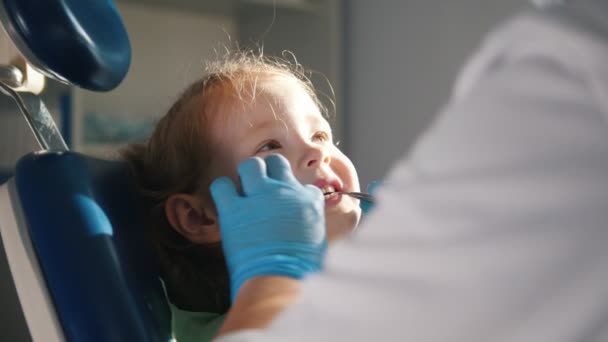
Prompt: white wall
<box><xmin>72</xmin><ymin>2</ymin><xmax>236</xmax><ymax>156</ymax></box>
<box><xmin>345</xmin><ymin>0</ymin><xmax>530</xmax><ymax>186</ymax></box>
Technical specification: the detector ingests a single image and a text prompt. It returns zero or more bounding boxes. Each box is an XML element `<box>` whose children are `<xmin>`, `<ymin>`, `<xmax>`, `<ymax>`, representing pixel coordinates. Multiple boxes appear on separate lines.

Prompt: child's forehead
<box><xmin>208</xmin><ymin>96</ymin><xmax>329</xmax><ymax>139</ymax></box>
<box><xmin>204</xmin><ymin>73</ymin><xmax>329</xmax><ymax>132</ymax></box>
<box><xmin>223</xmin><ymin>75</ymin><xmax>320</xmax><ymax>111</ymax></box>
<box><xmin>229</xmin><ymin>97</ymin><xmax>328</xmax><ymax>129</ymax></box>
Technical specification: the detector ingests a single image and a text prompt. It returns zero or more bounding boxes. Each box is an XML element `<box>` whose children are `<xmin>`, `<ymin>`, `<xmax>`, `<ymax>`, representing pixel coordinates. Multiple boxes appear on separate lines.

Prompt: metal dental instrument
<box><xmin>323</xmin><ymin>191</ymin><xmax>375</xmax><ymax>204</ymax></box>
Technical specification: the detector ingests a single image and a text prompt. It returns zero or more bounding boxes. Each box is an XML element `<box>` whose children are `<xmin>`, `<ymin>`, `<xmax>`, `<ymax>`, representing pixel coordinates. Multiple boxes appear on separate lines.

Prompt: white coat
<box><xmin>217</xmin><ymin>1</ymin><xmax>608</xmax><ymax>341</ymax></box>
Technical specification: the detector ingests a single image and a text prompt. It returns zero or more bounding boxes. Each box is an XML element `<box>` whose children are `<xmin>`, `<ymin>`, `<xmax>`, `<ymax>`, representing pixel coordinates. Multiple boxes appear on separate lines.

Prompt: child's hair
<box><xmin>121</xmin><ymin>50</ymin><xmax>330</xmax><ymax>313</ymax></box>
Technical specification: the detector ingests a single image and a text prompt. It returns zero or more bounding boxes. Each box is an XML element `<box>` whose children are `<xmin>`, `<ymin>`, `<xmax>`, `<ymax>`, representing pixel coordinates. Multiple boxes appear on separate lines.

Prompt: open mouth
<box><xmin>313</xmin><ymin>180</ymin><xmax>343</xmax><ymax>206</ymax></box>
<box><xmin>321</xmin><ymin>184</ymin><xmax>337</xmax><ymax>196</ymax></box>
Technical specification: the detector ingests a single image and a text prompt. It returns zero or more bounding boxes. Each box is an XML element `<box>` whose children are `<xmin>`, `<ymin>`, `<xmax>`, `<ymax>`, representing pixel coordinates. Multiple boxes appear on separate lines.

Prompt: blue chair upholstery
<box><xmin>14</xmin><ymin>151</ymin><xmax>171</xmax><ymax>342</ymax></box>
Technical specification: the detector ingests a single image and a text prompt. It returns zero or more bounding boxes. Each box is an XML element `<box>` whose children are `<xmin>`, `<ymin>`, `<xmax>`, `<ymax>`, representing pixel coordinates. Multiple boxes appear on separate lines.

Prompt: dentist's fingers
<box><xmin>304</xmin><ymin>184</ymin><xmax>325</xmax><ymax>201</ymax></box>
<box><xmin>210</xmin><ymin>177</ymin><xmax>239</xmax><ymax>212</ymax></box>
<box><xmin>265</xmin><ymin>154</ymin><xmax>298</xmax><ymax>184</ymax></box>
<box><xmin>238</xmin><ymin>157</ymin><xmax>268</xmax><ymax>195</ymax></box>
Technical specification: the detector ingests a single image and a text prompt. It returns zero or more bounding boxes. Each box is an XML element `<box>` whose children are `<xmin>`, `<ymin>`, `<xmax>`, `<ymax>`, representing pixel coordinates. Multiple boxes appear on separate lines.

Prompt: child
<box><xmin>122</xmin><ymin>51</ymin><xmax>362</xmax><ymax>341</ymax></box>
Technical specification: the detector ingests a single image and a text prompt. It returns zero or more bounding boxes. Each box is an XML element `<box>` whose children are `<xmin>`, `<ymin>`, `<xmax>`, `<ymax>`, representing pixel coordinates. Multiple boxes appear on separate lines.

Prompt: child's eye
<box><xmin>312</xmin><ymin>131</ymin><xmax>330</xmax><ymax>142</ymax></box>
<box><xmin>257</xmin><ymin>140</ymin><xmax>282</xmax><ymax>153</ymax></box>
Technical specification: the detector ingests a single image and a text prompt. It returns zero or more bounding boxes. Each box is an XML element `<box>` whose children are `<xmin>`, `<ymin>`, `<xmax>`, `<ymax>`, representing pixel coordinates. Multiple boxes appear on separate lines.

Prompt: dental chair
<box><xmin>0</xmin><ymin>1</ymin><xmax>171</xmax><ymax>341</ymax></box>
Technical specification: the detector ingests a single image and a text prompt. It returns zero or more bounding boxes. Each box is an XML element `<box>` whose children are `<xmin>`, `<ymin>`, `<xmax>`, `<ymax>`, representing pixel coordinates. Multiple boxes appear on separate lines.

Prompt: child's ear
<box><xmin>165</xmin><ymin>194</ymin><xmax>220</xmax><ymax>244</ymax></box>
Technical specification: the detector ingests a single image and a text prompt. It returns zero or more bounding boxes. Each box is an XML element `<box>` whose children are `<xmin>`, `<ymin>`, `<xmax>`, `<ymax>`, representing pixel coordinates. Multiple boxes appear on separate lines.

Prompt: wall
<box><xmin>72</xmin><ymin>2</ymin><xmax>236</xmax><ymax>156</ymax></box>
<box><xmin>345</xmin><ymin>0</ymin><xmax>530</xmax><ymax>186</ymax></box>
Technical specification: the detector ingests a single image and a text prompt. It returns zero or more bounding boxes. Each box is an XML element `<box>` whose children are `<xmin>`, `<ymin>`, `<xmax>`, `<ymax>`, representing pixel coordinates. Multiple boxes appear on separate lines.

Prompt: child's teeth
<box><xmin>323</xmin><ymin>185</ymin><xmax>335</xmax><ymax>194</ymax></box>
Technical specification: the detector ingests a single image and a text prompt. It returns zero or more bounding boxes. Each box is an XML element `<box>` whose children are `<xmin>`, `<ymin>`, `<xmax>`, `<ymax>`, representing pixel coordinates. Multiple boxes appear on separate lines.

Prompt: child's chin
<box><xmin>326</xmin><ymin>211</ymin><xmax>360</xmax><ymax>242</ymax></box>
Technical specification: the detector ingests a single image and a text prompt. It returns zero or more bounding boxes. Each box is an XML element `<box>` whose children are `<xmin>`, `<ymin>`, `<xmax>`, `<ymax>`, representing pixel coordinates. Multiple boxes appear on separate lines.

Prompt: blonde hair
<box><xmin>122</xmin><ymin>50</ymin><xmax>329</xmax><ymax>312</ymax></box>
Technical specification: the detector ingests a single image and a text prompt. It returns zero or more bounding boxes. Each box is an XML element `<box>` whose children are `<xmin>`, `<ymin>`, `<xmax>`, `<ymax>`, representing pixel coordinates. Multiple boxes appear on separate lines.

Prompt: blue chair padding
<box><xmin>15</xmin><ymin>151</ymin><xmax>171</xmax><ymax>342</ymax></box>
<box><xmin>0</xmin><ymin>0</ymin><xmax>131</xmax><ymax>91</ymax></box>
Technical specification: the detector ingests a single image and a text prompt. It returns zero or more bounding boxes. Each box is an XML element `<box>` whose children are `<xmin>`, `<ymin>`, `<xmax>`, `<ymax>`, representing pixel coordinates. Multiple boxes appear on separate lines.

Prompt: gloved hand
<box><xmin>210</xmin><ymin>154</ymin><xmax>327</xmax><ymax>301</ymax></box>
<box><xmin>360</xmin><ymin>180</ymin><xmax>383</xmax><ymax>215</ymax></box>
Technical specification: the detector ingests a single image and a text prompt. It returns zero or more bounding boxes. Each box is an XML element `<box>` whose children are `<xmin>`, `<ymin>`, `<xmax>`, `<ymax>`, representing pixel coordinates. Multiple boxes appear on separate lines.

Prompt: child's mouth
<box><xmin>321</xmin><ymin>184</ymin><xmax>336</xmax><ymax>194</ymax></box>
<box><xmin>313</xmin><ymin>179</ymin><xmax>343</xmax><ymax>208</ymax></box>
<box><xmin>322</xmin><ymin>185</ymin><xmax>342</xmax><ymax>207</ymax></box>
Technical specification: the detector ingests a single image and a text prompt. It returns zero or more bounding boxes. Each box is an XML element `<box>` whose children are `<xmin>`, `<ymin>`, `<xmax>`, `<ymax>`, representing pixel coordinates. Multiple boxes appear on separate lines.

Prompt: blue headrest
<box><xmin>15</xmin><ymin>151</ymin><xmax>170</xmax><ymax>342</ymax></box>
<box><xmin>0</xmin><ymin>0</ymin><xmax>131</xmax><ymax>91</ymax></box>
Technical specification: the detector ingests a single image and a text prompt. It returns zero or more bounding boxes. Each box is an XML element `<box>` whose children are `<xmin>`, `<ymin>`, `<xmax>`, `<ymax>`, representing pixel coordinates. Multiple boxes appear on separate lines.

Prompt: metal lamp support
<box><xmin>0</xmin><ymin>65</ymin><xmax>68</xmax><ymax>151</ymax></box>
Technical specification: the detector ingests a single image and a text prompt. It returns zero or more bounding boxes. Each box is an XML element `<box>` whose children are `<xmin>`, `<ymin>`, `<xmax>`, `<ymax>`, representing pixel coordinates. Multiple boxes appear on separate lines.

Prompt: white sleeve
<box><xmin>216</xmin><ymin>13</ymin><xmax>608</xmax><ymax>342</ymax></box>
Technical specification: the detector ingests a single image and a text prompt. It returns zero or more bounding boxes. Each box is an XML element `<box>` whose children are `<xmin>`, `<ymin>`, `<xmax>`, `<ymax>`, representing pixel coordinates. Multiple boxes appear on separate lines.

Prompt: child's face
<box><xmin>211</xmin><ymin>77</ymin><xmax>361</xmax><ymax>241</ymax></box>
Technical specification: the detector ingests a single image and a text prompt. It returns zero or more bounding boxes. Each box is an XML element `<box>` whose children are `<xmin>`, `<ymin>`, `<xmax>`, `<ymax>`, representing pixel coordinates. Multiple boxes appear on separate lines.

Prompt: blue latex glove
<box><xmin>210</xmin><ymin>154</ymin><xmax>327</xmax><ymax>301</ymax></box>
<box><xmin>360</xmin><ymin>180</ymin><xmax>382</xmax><ymax>215</ymax></box>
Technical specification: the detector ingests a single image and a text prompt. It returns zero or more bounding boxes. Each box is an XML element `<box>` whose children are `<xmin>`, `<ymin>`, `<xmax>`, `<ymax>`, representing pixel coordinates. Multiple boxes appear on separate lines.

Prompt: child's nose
<box><xmin>303</xmin><ymin>145</ymin><xmax>330</xmax><ymax>168</ymax></box>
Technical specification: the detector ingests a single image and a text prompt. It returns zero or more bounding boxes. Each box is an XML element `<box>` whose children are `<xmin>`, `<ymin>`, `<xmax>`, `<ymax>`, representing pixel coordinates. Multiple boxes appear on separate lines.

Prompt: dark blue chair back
<box><xmin>15</xmin><ymin>151</ymin><xmax>171</xmax><ymax>342</ymax></box>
